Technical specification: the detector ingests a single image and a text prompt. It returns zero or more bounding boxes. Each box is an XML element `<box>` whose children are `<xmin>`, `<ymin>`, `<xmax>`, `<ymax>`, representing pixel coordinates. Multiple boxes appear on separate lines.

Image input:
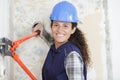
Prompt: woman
<box><xmin>33</xmin><ymin>1</ymin><xmax>90</xmax><ymax>80</ymax></box>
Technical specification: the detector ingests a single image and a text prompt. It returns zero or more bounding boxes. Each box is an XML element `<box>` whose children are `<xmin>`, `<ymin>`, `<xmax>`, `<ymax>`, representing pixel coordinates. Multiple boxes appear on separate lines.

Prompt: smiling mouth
<box><xmin>56</xmin><ymin>34</ymin><xmax>65</xmax><ymax>37</ymax></box>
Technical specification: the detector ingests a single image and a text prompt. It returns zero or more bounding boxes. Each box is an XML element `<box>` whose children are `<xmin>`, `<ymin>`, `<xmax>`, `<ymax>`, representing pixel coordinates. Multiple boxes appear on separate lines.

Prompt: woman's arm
<box><xmin>65</xmin><ymin>51</ymin><xmax>84</xmax><ymax>80</ymax></box>
<box><xmin>32</xmin><ymin>23</ymin><xmax>53</xmax><ymax>45</ymax></box>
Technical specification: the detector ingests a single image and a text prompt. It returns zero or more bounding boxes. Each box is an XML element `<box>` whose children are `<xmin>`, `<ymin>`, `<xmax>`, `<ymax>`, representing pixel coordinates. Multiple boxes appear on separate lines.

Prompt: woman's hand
<box><xmin>32</xmin><ymin>23</ymin><xmax>44</xmax><ymax>37</ymax></box>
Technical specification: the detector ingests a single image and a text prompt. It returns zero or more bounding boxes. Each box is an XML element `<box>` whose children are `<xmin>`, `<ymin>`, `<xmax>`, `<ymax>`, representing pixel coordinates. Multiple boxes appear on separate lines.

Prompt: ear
<box><xmin>71</xmin><ymin>27</ymin><xmax>76</xmax><ymax>34</ymax></box>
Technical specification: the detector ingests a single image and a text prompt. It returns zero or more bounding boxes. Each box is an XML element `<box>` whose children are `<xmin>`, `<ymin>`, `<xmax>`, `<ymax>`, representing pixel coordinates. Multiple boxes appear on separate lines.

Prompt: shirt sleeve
<box><xmin>65</xmin><ymin>51</ymin><xmax>84</xmax><ymax>80</ymax></box>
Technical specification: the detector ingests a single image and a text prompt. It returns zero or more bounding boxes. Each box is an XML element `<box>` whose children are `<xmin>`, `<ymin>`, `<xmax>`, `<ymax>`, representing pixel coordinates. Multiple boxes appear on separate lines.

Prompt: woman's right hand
<box><xmin>32</xmin><ymin>23</ymin><xmax>44</xmax><ymax>37</ymax></box>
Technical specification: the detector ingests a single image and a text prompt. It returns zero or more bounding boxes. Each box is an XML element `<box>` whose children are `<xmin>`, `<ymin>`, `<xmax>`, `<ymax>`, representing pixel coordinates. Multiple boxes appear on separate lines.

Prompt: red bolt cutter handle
<box><xmin>11</xmin><ymin>30</ymin><xmax>40</xmax><ymax>49</ymax></box>
<box><xmin>12</xmin><ymin>53</ymin><xmax>37</xmax><ymax>80</ymax></box>
<box><xmin>10</xmin><ymin>30</ymin><xmax>40</xmax><ymax>80</ymax></box>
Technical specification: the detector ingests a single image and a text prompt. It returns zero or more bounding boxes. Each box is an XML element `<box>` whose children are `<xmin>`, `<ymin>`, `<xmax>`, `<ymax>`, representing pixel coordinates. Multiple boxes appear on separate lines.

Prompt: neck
<box><xmin>55</xmin><ymin>41</ymin><xmax>68</xmax><ymax>49</ymax></box>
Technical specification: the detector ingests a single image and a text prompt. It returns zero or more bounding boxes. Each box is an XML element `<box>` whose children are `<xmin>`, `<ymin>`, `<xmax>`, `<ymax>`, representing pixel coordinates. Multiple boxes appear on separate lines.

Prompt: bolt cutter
<box><xmin>0</xmin><ymin>30</ymin><xmax>40</xmax><ymax>80</ymax></box>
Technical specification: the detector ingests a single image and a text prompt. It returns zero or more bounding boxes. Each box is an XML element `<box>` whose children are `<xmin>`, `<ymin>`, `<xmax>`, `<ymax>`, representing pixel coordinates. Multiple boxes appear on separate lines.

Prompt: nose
<box><xmin>57</xmin><ymin>26</ymin><xmax>63</xmax><ymax>32</ymax></box>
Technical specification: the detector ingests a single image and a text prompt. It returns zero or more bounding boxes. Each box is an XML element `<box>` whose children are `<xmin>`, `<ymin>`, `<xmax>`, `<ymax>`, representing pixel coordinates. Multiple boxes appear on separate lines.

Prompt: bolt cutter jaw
<box><xmin>0</xmin><ymin>38</ymin><xmax>12</xmax><ymax>56</ymax></box>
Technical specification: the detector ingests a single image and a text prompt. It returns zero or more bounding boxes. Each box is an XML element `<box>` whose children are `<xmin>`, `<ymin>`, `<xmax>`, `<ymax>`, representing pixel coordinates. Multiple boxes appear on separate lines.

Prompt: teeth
<box><xmin>57</xmin><ymin>34</ymin><xmax>64</xmax><ymax>37</ymax></box>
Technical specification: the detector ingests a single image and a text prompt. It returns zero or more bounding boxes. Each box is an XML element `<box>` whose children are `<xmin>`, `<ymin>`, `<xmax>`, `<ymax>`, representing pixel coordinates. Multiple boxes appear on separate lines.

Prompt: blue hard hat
<box><xmin>50</xmin><ymin>1</ymin><xmax>79</xmax><ymax>22</ymax></box>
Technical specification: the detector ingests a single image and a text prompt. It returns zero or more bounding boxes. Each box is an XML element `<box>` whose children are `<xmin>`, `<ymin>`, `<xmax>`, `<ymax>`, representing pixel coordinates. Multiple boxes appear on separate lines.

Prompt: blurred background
<box><xmin>0</xmin><ymin>0</ymin><xmax>120</xmax><ymax>80</ymax></box>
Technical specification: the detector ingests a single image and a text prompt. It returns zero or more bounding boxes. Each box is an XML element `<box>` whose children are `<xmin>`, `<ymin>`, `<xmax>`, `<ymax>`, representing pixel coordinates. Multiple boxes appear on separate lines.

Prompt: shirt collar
<box><xmin>50</xmin><ymin>41</ymin><xmax>71</xmax><ymax>53</ymax></box>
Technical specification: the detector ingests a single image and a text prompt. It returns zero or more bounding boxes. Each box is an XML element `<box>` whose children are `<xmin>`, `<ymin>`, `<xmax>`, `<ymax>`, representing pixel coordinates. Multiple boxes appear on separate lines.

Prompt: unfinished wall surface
<box><xmin>0</xmin><ymin>0</ymin><xmax>108</xmax><ymax>80</ymax></box>
<box><xmin>108</xmin><ymin>0</ymin><xmax>120</xmax><ymax>80</ymax></box>
<box><xmin>11</xmin><ymin>0</ymin><xmax>104</xmax><ymax>80</ymax></box>
<box><xmin>0</xmin><ymin>0</ymin><xmax>11</xmax><ymax>80</ymax></box>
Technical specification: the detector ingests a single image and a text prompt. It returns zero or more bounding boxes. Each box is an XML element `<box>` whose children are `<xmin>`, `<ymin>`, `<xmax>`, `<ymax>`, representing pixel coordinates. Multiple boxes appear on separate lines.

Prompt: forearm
<box><xmin>32</xmin><ymin>22</ymin><xmax>53</xmax><ymax>45</ymax></box>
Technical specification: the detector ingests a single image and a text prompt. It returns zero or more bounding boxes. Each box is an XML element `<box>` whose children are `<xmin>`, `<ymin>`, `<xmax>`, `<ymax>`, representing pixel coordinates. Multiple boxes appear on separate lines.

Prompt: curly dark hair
<box><xmin>69</xmin><ymin>22</ymin><xmax>90</xmax><ymax>66</ymax></box>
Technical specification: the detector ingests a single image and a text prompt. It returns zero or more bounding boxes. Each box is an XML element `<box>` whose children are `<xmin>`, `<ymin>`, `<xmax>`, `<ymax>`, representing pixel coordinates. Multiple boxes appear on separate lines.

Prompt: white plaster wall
<box><xmin>0</xmin><ymin>0</ymin><xmax>11</xmax><ymax>80</ymax></box>
<box><xmin>108</xmin><ymin>0</ymin><xmax>120</xmax><ymax>80</ymax></box>
<box><xmin>0</xmin><ymin>0</ymin><xmax>10</xmax><ymax>38</ymax></box>
<box><xmin>12</xmin><ymin>0</ymin><xmax>104</xmax><ymax>80</ymax></box>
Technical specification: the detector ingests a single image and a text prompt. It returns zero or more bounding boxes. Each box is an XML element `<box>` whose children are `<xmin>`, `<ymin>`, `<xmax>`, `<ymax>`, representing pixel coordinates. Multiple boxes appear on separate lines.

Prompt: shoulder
<box><xmin>66</xmin><ymin>51</ymin><xmax>83</xmax><ymax>62</ymax></box>
<box><xmin>64</xmin><ymin>41</ymin><xmax>81</xmax><ymax>56</ymax></box>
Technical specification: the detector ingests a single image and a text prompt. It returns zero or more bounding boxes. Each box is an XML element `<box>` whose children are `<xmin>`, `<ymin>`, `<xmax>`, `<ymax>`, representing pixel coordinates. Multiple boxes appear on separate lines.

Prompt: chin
<box><xmin>56</xmin><ymin>40</ymin><xmax>67</xmax><ymax>43</ymax></box>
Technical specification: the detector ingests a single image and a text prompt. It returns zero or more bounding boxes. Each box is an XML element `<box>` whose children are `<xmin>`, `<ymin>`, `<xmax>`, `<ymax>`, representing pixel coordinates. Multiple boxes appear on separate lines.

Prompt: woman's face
<box><xmin>51</xmin><ymin>21</ymin><xmax>76</xmax><ymax>48</ymax></box>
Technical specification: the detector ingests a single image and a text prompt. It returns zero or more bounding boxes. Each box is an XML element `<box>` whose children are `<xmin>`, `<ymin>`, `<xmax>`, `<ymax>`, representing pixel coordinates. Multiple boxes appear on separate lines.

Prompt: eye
<box><xmin>53</xmin><ymin>24</ymin><xmax>58</xmax><ymax>27</ymax></box>
<box><xmin>64</xmin><ymin>25</ymin><xmax>68</xmax><ymax>27</ymax></box>
<box><xmin>55</xmin><ymin>24</ymin><xmax>58</xmax><ymax>26</ymax></box>
<box><xmin>63</xmin><ymin>25</ymin><xmax>69</xmax><ymax>28</ymax></box>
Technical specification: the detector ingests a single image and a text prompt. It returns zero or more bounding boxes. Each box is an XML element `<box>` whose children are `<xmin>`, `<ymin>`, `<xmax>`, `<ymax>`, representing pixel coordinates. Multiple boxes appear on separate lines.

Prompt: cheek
<box><xmin>67</xmin><ymin>29</ymin><xmax>74</xmax><ymax>35</ymax></box>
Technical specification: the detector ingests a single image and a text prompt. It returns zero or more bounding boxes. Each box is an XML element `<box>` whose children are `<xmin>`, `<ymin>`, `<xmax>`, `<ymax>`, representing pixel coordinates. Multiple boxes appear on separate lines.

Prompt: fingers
<box><xmin>32</xmin><ymin>23</ymin><xmax>44</xmax><ymax>37</ymax></box>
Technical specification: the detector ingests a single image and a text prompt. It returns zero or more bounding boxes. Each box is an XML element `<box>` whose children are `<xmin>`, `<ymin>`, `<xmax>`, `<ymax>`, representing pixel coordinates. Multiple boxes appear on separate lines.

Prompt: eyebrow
<box><xmin>53</xmin><ymin>21</ymin><xmax>71</xmax><ymax>26</ymax></box>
